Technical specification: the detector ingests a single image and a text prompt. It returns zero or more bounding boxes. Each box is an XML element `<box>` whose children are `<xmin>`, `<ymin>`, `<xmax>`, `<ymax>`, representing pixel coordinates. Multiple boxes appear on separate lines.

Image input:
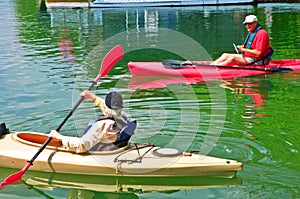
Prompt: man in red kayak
<box><xmin>212</xmin><ymin>15</ymin><xmax>272</xmax><ymax>66</ymax></box>
<box><xmin>50</xmin><ymin>90</ymin><xmax>131</xmax><ymax>153</ymax></box>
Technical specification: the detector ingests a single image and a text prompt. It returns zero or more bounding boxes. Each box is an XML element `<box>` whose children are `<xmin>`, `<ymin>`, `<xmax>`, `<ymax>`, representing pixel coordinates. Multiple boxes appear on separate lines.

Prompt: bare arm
<box><xmin>80</xmin><ymin>90</ymin><xmax>98</xmax><ymax>101</ymax></box>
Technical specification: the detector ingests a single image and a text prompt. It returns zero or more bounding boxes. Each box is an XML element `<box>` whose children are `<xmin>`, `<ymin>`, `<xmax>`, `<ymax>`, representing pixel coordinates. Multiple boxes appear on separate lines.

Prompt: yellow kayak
<box><xmin>0</xmin><ymin>132</ymin><xmax>242</xmax><ymax>178</ymax></box>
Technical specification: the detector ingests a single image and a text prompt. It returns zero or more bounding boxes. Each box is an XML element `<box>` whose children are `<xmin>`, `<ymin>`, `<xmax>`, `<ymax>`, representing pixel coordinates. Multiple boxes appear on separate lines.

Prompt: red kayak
<box><xmin>128</xmin><ymin>59</ymin><xmax>300</xmax><ymax>79</ymax></box>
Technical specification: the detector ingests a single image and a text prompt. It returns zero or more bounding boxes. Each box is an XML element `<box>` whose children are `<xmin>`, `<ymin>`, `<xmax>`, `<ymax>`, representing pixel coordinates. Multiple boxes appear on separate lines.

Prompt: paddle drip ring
<box><xmin>152</xmin><ymin>147</ymin><xmax>182</xmax><ymax>157</ymax></box>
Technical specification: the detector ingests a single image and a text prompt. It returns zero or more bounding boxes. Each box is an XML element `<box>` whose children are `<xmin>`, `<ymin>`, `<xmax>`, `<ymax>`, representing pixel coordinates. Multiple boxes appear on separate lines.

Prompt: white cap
<box><xmin>243</xmin><ymin>15</ymin><xmax>258</xmax><ymax>24</ymax></box>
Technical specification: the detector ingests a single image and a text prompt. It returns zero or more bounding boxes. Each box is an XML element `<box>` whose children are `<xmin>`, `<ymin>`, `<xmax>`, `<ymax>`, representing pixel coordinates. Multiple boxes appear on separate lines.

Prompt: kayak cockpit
<box><xmin>14</xmin><ymin>132</ymin><xmax>63</xmax><ymax>147</ymax></box>
<box><xmin>12</xmin><ymin>132</ymin><xmax>131</xmax><ymax>155</ymax></box>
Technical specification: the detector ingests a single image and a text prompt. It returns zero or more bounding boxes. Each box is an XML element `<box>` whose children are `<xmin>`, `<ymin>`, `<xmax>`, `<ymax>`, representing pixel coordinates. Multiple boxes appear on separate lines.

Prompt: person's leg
<box><xmin>230</xmin><ymin>55</ymin><xmax>250</xmax><ymax>66</ymax></box>
<box><xmin>213</xmin><ymin>53</ymin><xmax>249</xmax><ymax>66</ymax></box>
<box><xmin>212</xmin><ymin>53</ymin><xmax>232</xmax><ymax>65</ymax></box>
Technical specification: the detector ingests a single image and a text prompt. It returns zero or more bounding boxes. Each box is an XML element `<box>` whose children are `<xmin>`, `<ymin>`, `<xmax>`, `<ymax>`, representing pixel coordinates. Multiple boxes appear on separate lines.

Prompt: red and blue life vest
<box><xmin>243</xmin><ymin>24</ymin><xmax>264</xmax><ymax>49</ymax></box>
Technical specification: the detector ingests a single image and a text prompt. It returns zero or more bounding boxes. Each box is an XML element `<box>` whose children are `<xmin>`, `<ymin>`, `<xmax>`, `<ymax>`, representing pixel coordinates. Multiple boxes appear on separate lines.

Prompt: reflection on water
<box><xmin>44</xmin><ymin>4</ymin><xmax>300</xmax><ymax>61</ymax></box>
<box><xmin>0</xmin><ymin>0</ymin><xmax>300</xmax><ymax>198</ymax></box>
<box><xmin>0</xmin><ymin>166</ymin><xmax>242</xmax><ymax>197</ymax></box>
<box><xmin>220</xmin><ymin>77</ymin><xmax>271</xmax><ymax>120</ymax></box>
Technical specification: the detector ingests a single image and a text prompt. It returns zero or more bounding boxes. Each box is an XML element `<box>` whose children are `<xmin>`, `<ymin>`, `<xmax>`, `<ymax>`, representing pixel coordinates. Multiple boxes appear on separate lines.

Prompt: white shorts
<box><xmin>245</xmin><ymin>57</ymin><xmax>268</xmax><ymax>65</ymax></box>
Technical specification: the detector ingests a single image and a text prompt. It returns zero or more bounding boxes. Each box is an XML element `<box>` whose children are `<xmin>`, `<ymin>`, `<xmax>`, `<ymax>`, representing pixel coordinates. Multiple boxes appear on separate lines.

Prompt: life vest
<box><xmin>84</xmin><ymin>119</ymin><xmax>137</xmax><ymax>151</ymax></box>
<box><xmin>243</xmin><ymin>24</ymin><xmax>264</xmax><ymax>49</ymax></box>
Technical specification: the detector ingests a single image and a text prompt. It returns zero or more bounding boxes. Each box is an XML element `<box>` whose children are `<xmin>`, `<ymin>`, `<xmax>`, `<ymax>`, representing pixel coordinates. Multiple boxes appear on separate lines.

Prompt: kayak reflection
<box><xmin>129</xmin><ymin>75</ymin><xmax>272</xmax><ymax>120</ymax></box>
<box><xmin>220</xmin><ymin>77</ymin><xmax>272</xmax><ymax>130</ymax></box>
<box><xmin>0</xmin><ymin>167</ymin><xmax>241</xmax><ymax>195</ymax></box>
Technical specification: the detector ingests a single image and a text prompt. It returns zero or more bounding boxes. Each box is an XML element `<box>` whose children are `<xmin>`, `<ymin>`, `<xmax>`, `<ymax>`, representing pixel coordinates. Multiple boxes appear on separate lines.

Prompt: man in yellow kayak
<box><xmin>50</xmin><ymin>90</ymin><xmax>132</xmax><ymax>153</ymax></box>
<box><xmin>212</xmin><ymin>14</ymin><xmax>272</xmax><ymax>66</ymax></box>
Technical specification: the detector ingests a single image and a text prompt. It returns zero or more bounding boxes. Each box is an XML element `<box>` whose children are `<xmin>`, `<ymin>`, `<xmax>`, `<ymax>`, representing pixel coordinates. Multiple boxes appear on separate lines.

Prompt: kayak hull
<box><xmin>128</xmin><ymin>60</ymin><xmax>300</xmax><ymax>78</ymax></box>
<box><xmin>0</xmin><ymin>167</ymin><xmax>241</xmax><ymax>193</ymax></box>
<box><xmin>0</xmin><ymin>132</ymin><xmax>242</xmax><ymax>178</ymax></box>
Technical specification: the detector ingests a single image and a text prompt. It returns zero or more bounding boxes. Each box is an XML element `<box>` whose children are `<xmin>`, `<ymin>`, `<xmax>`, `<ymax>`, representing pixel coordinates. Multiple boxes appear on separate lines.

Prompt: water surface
<box><xmin>0</xmin><ymin>1</ymin><xmax>300</xmax><ymax>198</ymax></box>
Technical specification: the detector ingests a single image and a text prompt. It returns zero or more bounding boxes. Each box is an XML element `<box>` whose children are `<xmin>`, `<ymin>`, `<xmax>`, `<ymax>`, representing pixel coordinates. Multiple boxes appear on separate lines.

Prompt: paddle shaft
<box><xmin>0</xmin><ymin>45</ymin><xmax>124</xmax><ymax>190</ymax></box>
<box><xmin>193</xmin><ymin>62</ymin><xmax>291</xmax><ymax>72</ymax></box>
<box><xmin>0</xmin><ymin>81</ymin><xmax>98</xmax><ymax>190</ymax></box>
<box><xmin>190</xmin><ymin>62</ymin><xmax>275</xmax><ymax>71</ymax></box>
<box><xmin>28</xmin><ymin>44</ymin><xmax>124</xmax><ymax>163</ymax></box>
<box><xmin>29</xmin><ymin>81</ymin><xmax>97</xmax><ymax>164</ymax></box>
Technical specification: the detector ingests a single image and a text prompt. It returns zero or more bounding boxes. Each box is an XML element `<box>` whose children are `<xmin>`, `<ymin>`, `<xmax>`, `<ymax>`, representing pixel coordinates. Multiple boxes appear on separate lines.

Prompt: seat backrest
<box><xmin>262</xmin><ymin>47</ymin><xmax>274</xmax><ymax>65</ymax></box>
<box><xmin>0</xmin><ymin>122</ymin><xmax>9</xmax><ymax>137</ymax></box>
<box><xmin>266</xmin><ymin>48</ymin><xmax>274</xmax><ymax>60</ymax></box>
<box><xmin>247</xmin><ymin>47</ymin><xmax>274</xmax><ymax>66</ymax></box>
<box><xmin>118</xmin><ymin>120</ymin><xmax>137</xmax><ymax>142</ymax></box>
<box><xmin>87</xmin><ymin>120</ymin><xmax>137</xmax><ymax>151</ymax></box>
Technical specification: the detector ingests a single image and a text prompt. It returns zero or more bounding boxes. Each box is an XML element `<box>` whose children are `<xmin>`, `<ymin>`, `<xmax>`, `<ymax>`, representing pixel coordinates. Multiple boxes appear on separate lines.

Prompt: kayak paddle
<box><xmin>162</xmin><ymin>59</ymin><xmax>293</xmax><ymax>73</ymax></box>
<box><xmin>0</xmin><ymin>45</ymin><xmax>124</xmax><ymax>190</ymax></box>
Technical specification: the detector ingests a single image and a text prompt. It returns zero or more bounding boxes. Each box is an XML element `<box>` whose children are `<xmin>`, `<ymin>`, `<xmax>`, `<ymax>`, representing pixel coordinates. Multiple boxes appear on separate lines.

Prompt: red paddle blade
<box><xmin>94</xmin><ymin>45</ymin><xmax>124</xmax><ymax>83</ymax></box>
<box><xmin>0</xmin><ymin>162</ymin><xmax>31</xmax><ymax>190</ymax></box>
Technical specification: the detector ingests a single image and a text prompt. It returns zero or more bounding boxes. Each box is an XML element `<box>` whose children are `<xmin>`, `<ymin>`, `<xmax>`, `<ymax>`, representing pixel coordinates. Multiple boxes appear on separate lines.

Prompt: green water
<box><xmin>0</xmin><ymin>0</ymin><xmax>300</xmax><ymax>198</ymax></box>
